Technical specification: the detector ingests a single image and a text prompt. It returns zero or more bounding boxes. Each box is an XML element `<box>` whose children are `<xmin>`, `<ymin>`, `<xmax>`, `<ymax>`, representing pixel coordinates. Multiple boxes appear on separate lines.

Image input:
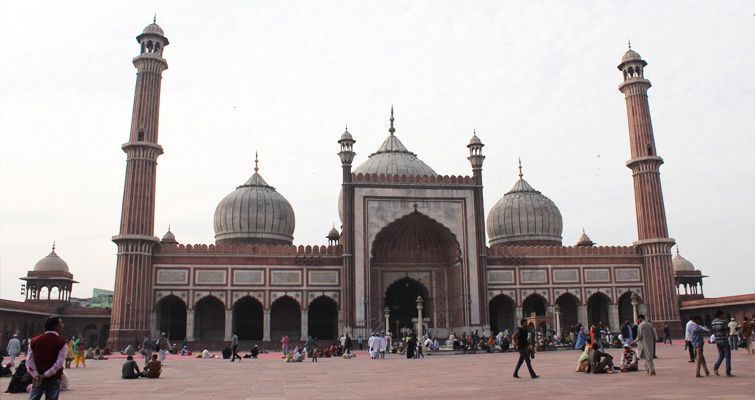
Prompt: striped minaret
<box><xmin>618</xmin><ymin>44</ymin><xmax>680</xmax><ymax>330</ymax></box>
<box><xmin>110</xmin><ymin>20</ymin><xmax>169</xmax><ymax>348</ymax></box>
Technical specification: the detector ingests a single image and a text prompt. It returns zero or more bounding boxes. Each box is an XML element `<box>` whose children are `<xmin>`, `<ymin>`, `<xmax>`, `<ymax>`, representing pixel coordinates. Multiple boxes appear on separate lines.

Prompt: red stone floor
<box><xmin>2</xmin><ymin>344</ymin><xmax>752</xmax><ymax>399</ymax></box>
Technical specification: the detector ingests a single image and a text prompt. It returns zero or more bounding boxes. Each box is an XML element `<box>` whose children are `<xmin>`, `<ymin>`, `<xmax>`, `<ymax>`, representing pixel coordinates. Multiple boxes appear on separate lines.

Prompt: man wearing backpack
<box><xmin>157</xmin><ymin>333</ymin><xmax>170</xmax><ymax>363</ymax></box>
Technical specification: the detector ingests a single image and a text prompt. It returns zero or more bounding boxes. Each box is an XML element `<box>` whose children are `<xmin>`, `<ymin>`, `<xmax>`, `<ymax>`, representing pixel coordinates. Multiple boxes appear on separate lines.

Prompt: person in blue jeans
<box><xmin>711</xmin><ymin>310</ymin><xmax>734</xmax><ymax>377</ymax></box>
<box><xmin>512</xmin><ymin>319</ymin><xmax>539</xmax><ymax>379</ymax></box>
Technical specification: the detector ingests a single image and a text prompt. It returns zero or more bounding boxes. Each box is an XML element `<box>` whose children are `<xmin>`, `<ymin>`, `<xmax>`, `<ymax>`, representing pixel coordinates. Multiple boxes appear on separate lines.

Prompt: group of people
<box><xmin>683</xmin><ymin>310</ymin><xmax>751</xmax><ymax>378</ymax></box>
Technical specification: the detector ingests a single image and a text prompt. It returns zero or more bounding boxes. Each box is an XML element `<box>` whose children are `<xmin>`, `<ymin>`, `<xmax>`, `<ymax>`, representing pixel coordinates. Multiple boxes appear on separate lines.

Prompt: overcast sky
<box><xmin>1</xmin><ymin>1</ymin><xmax>753</xmax><ymax>302</ymax></box>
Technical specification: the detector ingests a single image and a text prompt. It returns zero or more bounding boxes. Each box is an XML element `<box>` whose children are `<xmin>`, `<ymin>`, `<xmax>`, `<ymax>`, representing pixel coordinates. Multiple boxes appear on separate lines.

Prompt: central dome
<box><xmin>353</xmin><ymin>110</ymin><xmax>437</xmax><ymax>177</ymax></box>
<box><xmin>487</xmin><ymin>166</ymin><xmax>563</xmax><ymax>247</ymax></box>
<box><xmin>214</xmin><ymin>160</ymin><xmax>295</xmax><ymax>246</ymax></box>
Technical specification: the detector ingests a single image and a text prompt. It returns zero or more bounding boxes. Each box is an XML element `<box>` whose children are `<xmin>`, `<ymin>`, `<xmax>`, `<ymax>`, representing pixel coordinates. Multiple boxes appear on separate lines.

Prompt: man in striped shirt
<box><xmin>711</xmin><ymin>310</ymin><xmax>734</xmax><ymax>377</ymax></box>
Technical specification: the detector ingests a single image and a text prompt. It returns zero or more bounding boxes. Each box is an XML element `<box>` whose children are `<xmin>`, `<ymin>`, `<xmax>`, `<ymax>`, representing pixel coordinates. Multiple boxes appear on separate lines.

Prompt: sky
<box><xmin>1</xmin><ymin>1</ymin><xmax>753</xmax><ymax>302</ymax></box>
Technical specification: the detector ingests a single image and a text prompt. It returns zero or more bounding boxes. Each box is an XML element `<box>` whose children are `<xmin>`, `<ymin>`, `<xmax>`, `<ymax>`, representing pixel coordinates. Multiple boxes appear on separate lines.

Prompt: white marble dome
<box><xmin>214</xmin><ymin>167</ymin><xmax>295</xmax><ymax>245</ymax></box>
<box><xmin>34</xmin><ymin>246</ymin><xmax>70</xmax><ymax>273</ymax></box>
<box><xmin>487</xmin><ymin>173</ymin><xmax>563</xmax><ymax>247</ymax></box>
<box><xmin>672</xmin><ymin>249</ymin><xmax>695</xmax><ymax>272</ymax></box>
<box><xmin>353</xmin><ymin>134</ymin><xmax>437</xmax><ymax>177</ymax></box>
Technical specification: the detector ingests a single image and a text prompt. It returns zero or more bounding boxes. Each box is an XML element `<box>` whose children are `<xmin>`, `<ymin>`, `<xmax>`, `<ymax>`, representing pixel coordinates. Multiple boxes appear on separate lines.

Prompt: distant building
<box><xmin>90</xmin><ymin>288</ymin><xmax>114</xmax><ymax>308</ymax></box>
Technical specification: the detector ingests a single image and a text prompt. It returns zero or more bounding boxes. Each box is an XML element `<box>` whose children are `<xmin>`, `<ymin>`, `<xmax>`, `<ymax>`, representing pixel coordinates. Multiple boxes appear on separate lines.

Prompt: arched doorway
<box><xmin>271</xmin><ymin>296</ymin><xmax>300</xmax><ymax>342</ymax></box>
<box><xmin>555</xmin><ymin>293</ymin><xmax>580</xmax><ymax>333</ymax></box>
<box><xmin>385</xmin><ymin>278</ymin><xmax>429</xmax><ymax>336</ymax></box>
<box><xmin>618</xmin><ymin>292</ymin><xmax>638</xmax><ymax>325</ymax></box>
<box><xmin>587</xmin><ymin>292</ymin><xmax>610</xmax><ymax>326</ymax></box>
<box><xmin>233</xmin><ymin>296</ymin><xmax>263</xmax><ymax>340</ymax></box>
<box><xmin>157</xmin><ymin>295</ymin><xmax>186</xmax><ymax>341</ymax></box>
<box><xmin>522</xmin><ymin>294</ymin><xmax>547</xmax><ymax>317</ymax></box>
<box><xmin>195</xmin><ymin>296</ymin><xmax>225</xmax><ymax>341</ymax></box>
<box><xmin>489</xmin><ymin>295</ymin><xmax>516</xmax><ymax>334</ymax></box>
<box><xmin>308</xmin><ymin>296</ymin><xmax>338</xmax><ymax>340</ymax></box>
<box><xmin>371</xmin><ymin>211</ymin><xmax>460</xmax><ymax>331</ymax></box>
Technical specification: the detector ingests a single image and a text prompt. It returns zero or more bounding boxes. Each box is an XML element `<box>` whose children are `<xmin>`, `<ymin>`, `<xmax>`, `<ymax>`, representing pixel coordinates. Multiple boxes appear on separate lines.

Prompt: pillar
<box><xmin>300</xmin><ymin>310</ymin><xmax>308</xmax><ymax>341</ymax></box>
<box><xmin>186</xmin><ymin>309</ymin><xmax>195</xmax><ymax>342</ymax></box>
<box><xmin>577</xmin><ymin>305</ymin><xmax>588</xmax><ymax>328</ymax></box>
<box><xmin>608</xmin><ymin>304</ymin><xmax>619</xmax><ymax>332</ymax></box>
<box><xmin>514</xmin><ymin>307</ymin><xmax>523</xmax><ymax>324</ymax></box>
<box><xmin>224</xmin><ymin>309</ymin><xmax>233</xmax><ymax>341</ymax></box>
<box><xmin>149</xmin><ymin>311</ymin><xmax>157</xmax><ymax>337</ymax></box>
<box><xmin>263</xmin><ymin>309</ymin><xmax>271</xmax><ymax>341</ymax></box>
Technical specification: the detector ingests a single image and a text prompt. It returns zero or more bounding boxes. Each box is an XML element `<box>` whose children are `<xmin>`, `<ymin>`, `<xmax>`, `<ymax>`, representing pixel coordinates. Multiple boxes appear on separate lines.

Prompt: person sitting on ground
<box><xmin>284</xmin><ymin>350</ymin><xmax>294</xmax><ymax>363</ymax></box>
<box><xmin>575</xmin><ymin>343</ymin><xmax>592</xmax><ymax>372</ymax></box>
<box><xmin>181</xmin><ymin>346</ymin><xmax>190</xmax><ymax>356</ymax></box>
<box><xmin>124</xmin><ymin>344</ymin><xmax>135</xmax><ymax>356</ymax></box>
<box><xmin>143</xmin><ymin>354</ymin><xmax>161</xmax><ymax>378</ymax></box>
<box><xmin>620</xmin><ymin>344</ymin><xmax>638</xmax><ymax>372</ymax></box>
<box><xmin>4</xmin><ymin>360</ymin><xmax>32</xmax><ymax>393</ymax></box>
<box><xmin>94</xmin><ymin>346</ymin><xmax>107</xmax><ymax>360</ymax></box>
<box><xmin>0</xmin><ymin>361</ymin><xmax>12</xmax><ymax>378</ymax></box>
<box><xmin>500</xmin><ymin>336</ymin><xmax>510</xmax><ymax>353</ymax></box>
<box><xmin>85</xmin><ymin>347</ymin><xmax>95</xmax><ymax>359</ymax></box>
<box><xmin>589</xmin><ymin>345</ymin><xmax>616</xmax><ymax>373</ymax></box>
<box><xmin>221</xmin><ymin>346</ymin><xmax>232</xmax><ymax>359</ymax></box>
<box><xmin>121</xmin><ymin>355</ymin><xmax>142</xmax><ymax>379</ymax></box>
<box><xmin>202</xmin><ymin>348</ymin><xmax>211</xmax><ymax>359</ymax></box>
<box><xmin>251</xmin><ymin>345</ymin><xmax>259</xmax><ymax>359</ymax></box>
<box><xmin>103</xmin><ymin>346</ymin><xmax>112</xmax><ymax>355</ymax></box>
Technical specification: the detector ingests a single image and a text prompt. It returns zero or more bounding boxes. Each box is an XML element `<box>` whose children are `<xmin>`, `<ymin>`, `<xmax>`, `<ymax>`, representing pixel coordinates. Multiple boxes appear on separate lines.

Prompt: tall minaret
<box><xmin>618</xmin><ymin>44</ymin><xmax>679</xmax><ymax>329</ymax></box>
<box><xmin>467</xmin><ymin>131</ymin><xmax>488</xmax><ymax>332</ymax></box>
<box><xmin>110</xmin><ymin>20</ymin><xmax>169</xmax><ymax>347</ymax></box>
<box><xmin>338</xmin><ymin>124</ymin><xmax>356</xmax><ymax>333</ymax></box>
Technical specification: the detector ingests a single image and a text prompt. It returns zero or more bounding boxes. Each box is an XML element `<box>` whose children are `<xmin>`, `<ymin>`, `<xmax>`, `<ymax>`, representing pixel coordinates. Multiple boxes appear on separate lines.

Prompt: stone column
<box><xmin>608</xmin><ymin>304</ymin><xmax>619</xmax><ymax>332</ymax></box>
<box><xmin>186</xmin><ymin>309</ymin><xmax>195</xmax><ymax>342</ymax></box>
<box><xmin>224</xmin><ymin>309</ymin><xmax>233</xmax><ymax>341</ymax></box>
<box><xmin>263</xmin><ymin>309</ymin><xmax>271</xmax><ymax>341</ymax></box>
<box><xmin>546</xmin><ymin>306</ymin><xmax>555</xmax><ymax>330</ymax></box>
<box><xmin>300</xmin><ymin>310</ymin><xmax>308</xmax><ymax>341</ymax></box>
<box><xmin>577</xmin><ymin>305</ymin><xmax>588</xmax><ymax>328</ymax></box>
<box><xmin>149</xmin><ymin>310</ymin><xmax>157</xmax><ymax>337</ymax></box>
<box><xmin>514</xmin><ymin>307</ymin><xmax>523</xmax><ymax>324</ymax></box>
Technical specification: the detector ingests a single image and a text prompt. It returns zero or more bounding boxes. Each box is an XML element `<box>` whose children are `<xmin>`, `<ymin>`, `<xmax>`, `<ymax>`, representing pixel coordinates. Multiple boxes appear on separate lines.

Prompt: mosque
<box><xmin>103</xmin><ymin>21</ymin><xmax>693</xmax><ymax>348</ymax></box>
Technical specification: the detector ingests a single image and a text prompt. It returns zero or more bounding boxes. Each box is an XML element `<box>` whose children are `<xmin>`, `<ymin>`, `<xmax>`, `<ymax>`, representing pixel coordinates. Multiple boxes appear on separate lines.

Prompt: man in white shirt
<box><xmin>684</xmin><ymin>316</ymin><xmax>695</xmax><ymax>362</ymax></box>
<box><xmin>7</xmin><ymin>334</ymin><xmax>20</xmax><ymax>367</ymax></box>
<box><xmin>367</xmin><ymin>333</ymin><xmax>378</xmax><ymax>359</ymax></box>
<box><xmin>728</xmin><ymin>318</ymin><xmax>739</xmax><ymax>350</ymax></box>
<box><xmin>379</xmin><ymin>333</ymin><xmax>387</xmax><ymax>358</ymax></box>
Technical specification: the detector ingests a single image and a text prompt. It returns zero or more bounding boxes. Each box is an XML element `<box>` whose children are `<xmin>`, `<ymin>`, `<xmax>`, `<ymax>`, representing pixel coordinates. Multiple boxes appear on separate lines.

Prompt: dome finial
<box><xmin>627</xmin><ymin>39</ymin><xmax>631</xmax><ymax>50</ymax></box>
<box><xmin>388</xmin><ymin>105</ymin><xmax>395</xmax><ymax>135</ymax></box>
<box><xmin>52</xmin><ymin>241</ymin><xmax>56</xmax><ymax>252</ymax></box>
<box><xmin>518</xmin><ymin>158</ymin><xmax>523</xmax><ymax>178</ymax></box>
<box><xmin>153</xmin><ymin>13</ymin><xmax>157</xmax><ymax>24</ymax></box>
<box><xmin>676</xmin><ymin>245</ymin><xmax>680</xmax><ymax>256</ymax></box>
<box><xmin>254</xmin><ymin>151</ymin><xmax>259</xmax><ymax>173</ymax></box>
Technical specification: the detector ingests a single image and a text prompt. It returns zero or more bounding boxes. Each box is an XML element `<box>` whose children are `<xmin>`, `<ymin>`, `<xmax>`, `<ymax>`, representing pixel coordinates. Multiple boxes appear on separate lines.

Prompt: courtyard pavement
<box><xmin>2</xmin><ymin>343</ymin><xmax>752</xmax><ymax>399</ymax></box>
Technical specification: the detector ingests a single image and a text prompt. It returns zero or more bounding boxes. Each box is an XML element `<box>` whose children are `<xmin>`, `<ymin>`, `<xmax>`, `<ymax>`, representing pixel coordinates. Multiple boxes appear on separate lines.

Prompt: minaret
<box><xmin>618</xmin><ymin>44</ymin><xmax>679</xmax><ymax>329</ymax></box>
<box><xmin>338</xmin><ymin>124</ymin><xmax>356</xmax><ymax>333</ymax></box>
<box><xmin>467</xmin><ymin>130</ymin><xmax>488</xmax><ymax>332</ymax></box>
<box><xmin>110</xmin><ymin>20</ymin><xmax>169</xmax><ymax>348</ymax></box>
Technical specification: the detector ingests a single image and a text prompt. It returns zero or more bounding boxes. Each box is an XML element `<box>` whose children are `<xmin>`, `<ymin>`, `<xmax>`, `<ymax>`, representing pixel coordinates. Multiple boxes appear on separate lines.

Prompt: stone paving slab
<box><xmin>1</xmin><ymin>344</ymin><xmax>752</xmax><ymax>399</ymax></box>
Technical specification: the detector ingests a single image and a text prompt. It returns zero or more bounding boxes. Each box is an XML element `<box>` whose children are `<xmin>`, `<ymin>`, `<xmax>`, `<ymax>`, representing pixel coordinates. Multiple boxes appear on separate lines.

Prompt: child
<box><xmin>620</xmin><ymin>344</ymin><xmax>638</xmax><ymax>372</ymax></box>
<box><xmin>311</xmin><ymin>346</ymin><xmax>318</xmax><ymax>362</ymax></box>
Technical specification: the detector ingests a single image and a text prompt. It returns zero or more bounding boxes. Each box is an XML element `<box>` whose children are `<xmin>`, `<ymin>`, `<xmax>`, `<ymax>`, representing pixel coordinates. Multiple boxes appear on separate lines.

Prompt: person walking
<box><xmin>156</xmin><ymin>332</ymin><xmax>170</xmax><ymax>363</ymax></box>
<box><xmin>142</xmin><ymin>334</ymin><xmax>154</xmax><ymax>366</ymax></box>
<box><xmin>7</xmin><ymin>334</ymin><xmax>20</xmax><ymax>367</ymax></box>
<box><xmin>26</xmin><ymin>316</ymin><xmax>67</xmax><ymax>400</ymax></box>
<box><xmin>357</xmin><ymin>334</ymin><xmax>363</xmax><ymax>351</ymax></box>
<box><xmin>512</xmin><ymin>319</ymin><xmax>539</xmax><ymax>379</ymax></box>
<box><xmin>73</xmin><ymin>333</ymin><xmax>86</xmax><ymax>367</ymax></box>
<box><xmin>684</xmin><ymin>315</ymin><xmax>695</xmax><ymax>362</ymax></box>
<box><xmin>711</xmin><ymin>310</ymin><xmax>734</xmax><ymax>377</ymax></box>
<box><xmin>688</xmin><ymin>315</ymin><xmax>710</xmax><ymax>377</ymax></box>
<box><xmin>663</xmin><ymin>323</ymin><xmax>672</xmax><ymax>345</ymax></box>
<box><xmin>741</xmin><ymin>316</ymin><xmax>753</xmax><ymax>355</ymax></box>
<box><xmin>343</xmin><ymin>333</ymin><xmax>353</xmax><ymax>358</ymax></box>
<box><xmin>230</xmin><ymin>332</ymin><xmax>241</xmax><ymax>362</ymax></box>
<box><xmin>631</xmin><ymin>314</ymin><xmax>655</xmax><ymax>375</ymax></box>
<box><xmin>64</xmin><ymin>337</ymin><xmax>74</xmax><ymax>369</ymax></box>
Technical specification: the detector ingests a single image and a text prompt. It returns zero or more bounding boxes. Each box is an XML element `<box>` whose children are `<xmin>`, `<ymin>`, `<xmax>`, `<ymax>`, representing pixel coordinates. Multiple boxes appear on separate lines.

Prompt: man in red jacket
<box><xmin>26</xmin><ymin>316</ymin><xmax>67</xmax><ymax>400</ymax></box>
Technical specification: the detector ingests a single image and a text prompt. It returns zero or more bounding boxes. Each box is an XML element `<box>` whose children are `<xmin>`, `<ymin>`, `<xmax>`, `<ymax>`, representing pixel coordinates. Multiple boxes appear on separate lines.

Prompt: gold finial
<box><xmin>389</xmin><ymin>105</ymin><xmax>395</xmax><ymax>135</ymax></box>
<box><xmin>518</xmin><ymin>158</ymin><xmax>523</xmax><ymax>178</ymax></box>
<box><xmin>254</xmin><ymin>151</ymin><xmax>259</xmax><ymax>173</ymax></box>
<box><xmin>153</xmin><ymin>14</ymin><xmax>157</xmax><ymax>24</ymax></box>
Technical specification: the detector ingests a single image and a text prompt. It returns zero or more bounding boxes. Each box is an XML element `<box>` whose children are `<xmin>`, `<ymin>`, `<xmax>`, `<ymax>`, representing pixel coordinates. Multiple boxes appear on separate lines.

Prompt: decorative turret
<box><xmin>338</xmin><ymin>125</ymin><xmax>356</xmax><ymax>166</ymax></box>
<box><xmin>327</xmin><ymin>225</ymin><xmax>340</xmax><ymax>246</ymax></box>
<box><xmin>672</xmin><ymin>247</ymin><xmax>706</xmax><ymax>300</ymax></box>
<box><xmin>161</xmin><ymin>226</ymin><xmax>178</xmax><ymax>245</ymax></box>
<box><xmin>21</xmin><ymin>243</ymin><xmax>77</xmax><ymax>303</ymax></box>
<box><xmin>467</xmin><ymin>129</ymin><xmax>485</xmax><ymax>170</ymax></box>
<box><xmin>575</xmin><ymin>229</ymin><xmax>595</xmax><ymax>247</ymax></box>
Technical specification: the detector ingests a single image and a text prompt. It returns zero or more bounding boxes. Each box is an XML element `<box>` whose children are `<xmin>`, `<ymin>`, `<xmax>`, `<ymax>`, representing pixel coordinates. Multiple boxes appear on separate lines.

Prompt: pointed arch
<box><xmin>270</xmin><ymin>295</ymin><xmax>301</xmax><ymax>341</ymax></box>
<box><xmin>587</xmin><ymin>292</ymin><xmax>611</xmax><ymax>326</ymax></box>
<box><xmin>195</xmin><ymin>295</ymin><xmax>225</xmax><ymax>341</ymax></box>
<box><xmin>156</xmin><ymin>294</ymin><xmax>187</xmax><ymax>341</ymax></box>
<box><xmin>489</xmin><ymin>294</ymin><xmax>516</xmax><ymax>334</ymax></box>
<box><xmin>233</xmin><ymin>296</ymin><xmax>263</xmax><ymax>340</ymax></box>
<box><xmin>308</xmin><ymin>296</ymin><xmax>338</xmax><ymax>340</ymax></box>
<box><xmin>522</xmin><ymin>293</ymin><xmax>548</xmax><ymax>317</ymax></box>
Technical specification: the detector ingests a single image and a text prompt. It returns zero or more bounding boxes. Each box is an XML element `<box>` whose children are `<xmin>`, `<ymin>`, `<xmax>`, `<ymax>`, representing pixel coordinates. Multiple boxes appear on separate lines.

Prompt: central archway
<box><xmin>270</xmin><ymin>296</ymin><xmax>300</xmax><ymax>342</ymax></box>
<box><xmin>385</xmin><ymin>278</ymin><xmax>429</xmax><ymax>334</ymax></box>
<box><xmin>308</xmin><ymin>296</ymin><xmax>338</xmax><ymax>340</ymax></box>
<box><xmin>195</xmin><ymin>296</ymin><xmax>224</xmax><ymax>341</ymax></box>
<box><xmin>489</xmin><ymin>295</ymin><xmax>515</xmax><ymax>334</ymax></box>
<box><xmin>587</xmin><ymin>292</ymin><xmax>610</xmax><ymax>326</ymax></box>
<box><xmin>370</xmin><ymin>211</ymin><xmax>461</xmax><ymax>332</ymax></box>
